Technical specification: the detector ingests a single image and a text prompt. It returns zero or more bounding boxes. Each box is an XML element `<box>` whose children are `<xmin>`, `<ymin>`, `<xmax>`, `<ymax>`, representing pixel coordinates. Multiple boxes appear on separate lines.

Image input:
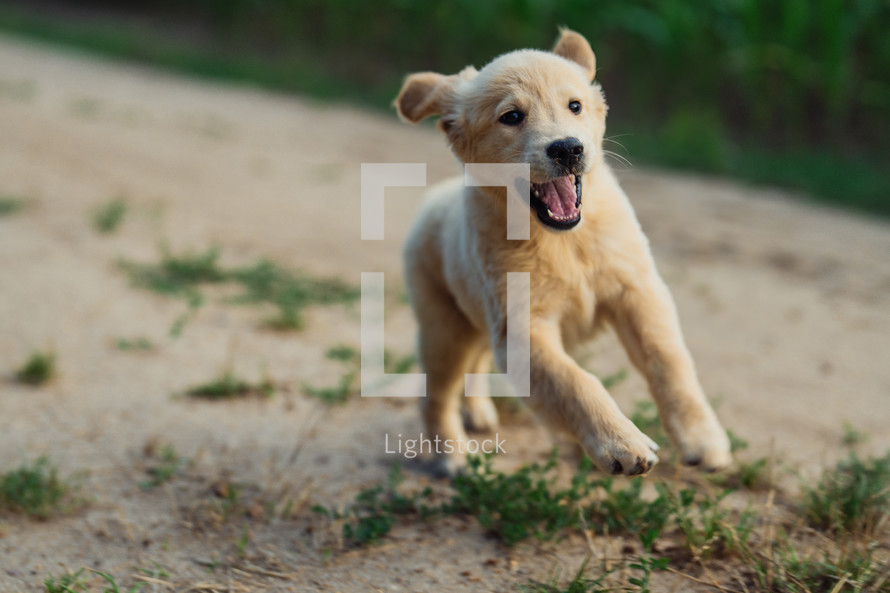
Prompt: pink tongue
<box><xmin>538</xmin><ymin>176</ymin><xmax>577</xmax><ymax>216</ymax></box>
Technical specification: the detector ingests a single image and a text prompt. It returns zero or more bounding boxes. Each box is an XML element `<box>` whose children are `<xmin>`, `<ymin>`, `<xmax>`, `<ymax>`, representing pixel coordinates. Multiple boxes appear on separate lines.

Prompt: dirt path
<box><xmin>0</xmin><ymin>34</ymin><xmax>888</xmax><ymax>592</ymax></box>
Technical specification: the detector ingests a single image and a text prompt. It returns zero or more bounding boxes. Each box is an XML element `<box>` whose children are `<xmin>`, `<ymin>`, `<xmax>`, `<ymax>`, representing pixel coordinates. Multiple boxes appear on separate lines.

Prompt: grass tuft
<box><xmin>14</xmin><ymin>349</ymin><xmax>56</xmax><ymax>386</ymax></box>
<box><xmin>91</xmin><ymin>197</ymin><xmax>127</xmax><ymax>234</ymax></box>
<box><xmin>802</xmin><ymin>451</ymin><xmax>890</xmax><ymax>538</ymax></box>
<box><xmin>313</xmin><ymin>465</ymin><xmax>436</xmax><ymax>545</ymax></box>
<box><xmin>120</xmin><ymin>248</ymin><xmax>359</xmax><ymax>334</ymax></box>
<box><xmin>303</xmin><ymin>346</ymin><xmax>414</xmax><ymax>405</ymax></box>
<box><xmin>114</xmin><ymin>336</ymin><xmax>155</xmax><ymax>352</ymax></box>
<box><xmin>519</xmin><ymin>557</ymin><xmax>612</xmax><ymax>593</ymax></box>
<box><xmin>184</xmin><ymin>370</ymin><xmax>275</xmax><ymax>400</ymax></box>
<box><xmin>140</xmin><ymin>443</ymin><xmax>186</xmax><ymax>489</ymax></box>
<box><xmin>44</xmin><ymin>569</ymin><xmax>88</xmax><ymax>593</ymax></box>
<box><xmin>0</xmin><ymin>457</ymin><xmax>70</xmax><ymax>519</ymax></box>
<box><xmin>0</xmin><ymin>195</ymin><xmax>27</xmax><ymax>217</ymax></box>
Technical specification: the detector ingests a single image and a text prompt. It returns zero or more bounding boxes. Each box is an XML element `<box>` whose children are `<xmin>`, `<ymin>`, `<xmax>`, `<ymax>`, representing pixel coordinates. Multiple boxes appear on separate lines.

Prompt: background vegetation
<box><xmin>0</xmin><ymin>0</ymin><xmax>888</xmax><ymax>214</ymax></box>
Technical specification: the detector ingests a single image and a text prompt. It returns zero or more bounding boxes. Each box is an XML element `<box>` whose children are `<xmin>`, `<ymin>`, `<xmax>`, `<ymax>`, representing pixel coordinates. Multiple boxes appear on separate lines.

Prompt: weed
<box><xmin>384</xmin><ymin>350</ymin><xmax>416</xmax><ymax>374</ymax></box>
<box><xmin>14</xmin><ymin>349</ymin><xmax>55</xmax><ymax>386</ymax></box>
<box><xmin>91</xmin><ymin>570</ymin><xmax>145</xmax><ymax>593</ymax></box>
<box><xmin>115</xmin><ymin>337</ymin><xmax>155</xmax><ymax>352</ymax></box>
<box><xmin>0</xmin><ymin>457</ymin><xmax>70</xmax><ymax>519</ymax></box>
<box><xmin>313</xmin><ymin>465</ymin><xmax>435</xmax><ymax>545</ymax></box>
<box><xmin>135</xmin><ymin>563</ymin><xmax>168</xmax><ymax>579</ymax></box>
<box><xmin>91</xmin><ymin>197</ymin><xmax>127</xmax><ymax>234</ymax></box>
<box><xmin>325</xmin><ymin>344</ymin><xmax>358</xmax><ymax>362</ymax></box>
<box><xmin>802</xmin><ymin>451</ymin><xmax>890</xmax><ymax>537</ymax></box>
<box><xmin>44</xmin><ymin>569</ymin><xmax>88</xmax><ymax>593</ymax></box>
<box><xmin>519</xmin><ymin>557</ymin><xmax>612</xmax><ymax>593</ymax></box>
<box><xmin>658</xmin><ymin>483</ymin><xmax>755</xmax><ymax>561</ymax></box>
<box><xmin>140</xmin><ymin>444</ymin><xmax>185</xmax><ymax>489</ymax></box>
<box><xmin>184</xmin><ymin>370</ymin><xmax>274</xmax><ymax>400</ymax></box>
<box><xmin>748</xmin><ymin>533</ymin><xmax>890</xmax><ymax>593</ymax></box>
<box><xmin>120</xmin><ymin>248</ymin><xmax>359</xmax><ymax>334</ymax></box>
<box><xmin>628</xmin><ymin>529</ymin><xmax>670</xmax><ymax>593</ymax></box>
<box><xmin>120</xmin><ymin>246</ymin><xmax>225</xmax><ymax>300</ymax></box>
<box><xmin>842</xmin><ymin>422</ymin><xmax>869</xmax><ymax>447</ymax></box>
<box><xmin>302</xmin><ymin>371</ymin><xmax>355</xmax><ymax>405</ymax></box>
<box><xmin>588</xmin><ymin>476</ymin><xmax>670</xmax><ymax>537</ymax></box>
<box><xmin>304</xmin><ymin>346</ymin><xmax>413</xmax><ymax>404</ymax></box>
<box><xmin>0</xmin><ymin>195</ymin><xmax>27</xmax><ymax>217</ymax></box>
<box><xmin>236</xmin><ymin>524</ymin><xmax>249</xmax><ymax>555</ymax></box>
<box><xmin>230</xmin><ymin>259</ymin><xmax>358</xmax><ymax>330</ymax></box>
<box><xmin>448</xmin><ymin>453</ymin><xmax>598</xmax><ymax>546</ymax></box>
<box><xmin>711</xmin><ymin>456</ymin><xmax>772</xmax><ymax>491</ymax></box>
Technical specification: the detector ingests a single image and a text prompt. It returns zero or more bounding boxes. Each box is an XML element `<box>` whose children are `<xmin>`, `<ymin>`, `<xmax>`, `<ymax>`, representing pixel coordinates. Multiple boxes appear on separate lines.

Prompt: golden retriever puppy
<box><xmin>395</xmin><ymin>29</ymin><xmax>731</xmax><ymax>476</ymax></box>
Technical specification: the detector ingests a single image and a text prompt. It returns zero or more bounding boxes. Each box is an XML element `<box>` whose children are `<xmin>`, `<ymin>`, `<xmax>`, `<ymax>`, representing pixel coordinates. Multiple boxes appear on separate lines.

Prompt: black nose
<box><xmin>546</xmin><ymin>138</ymin><xmax>584</xmax><ymax>166</ymax></box>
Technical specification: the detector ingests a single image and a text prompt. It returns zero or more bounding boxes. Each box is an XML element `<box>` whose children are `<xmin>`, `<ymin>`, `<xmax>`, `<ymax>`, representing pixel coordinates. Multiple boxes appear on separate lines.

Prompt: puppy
<box><xmin>395</xmin><ymin>29</ymin><xmax>731</xmax><ymax>476</ymax></box>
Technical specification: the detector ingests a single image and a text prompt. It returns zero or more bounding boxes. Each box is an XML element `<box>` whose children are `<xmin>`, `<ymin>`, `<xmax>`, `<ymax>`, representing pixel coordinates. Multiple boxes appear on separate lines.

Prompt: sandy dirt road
<box><xmin>0</xmin><ymin>34</ymin><xmax>888</xmax><ymax>591</ymax></box>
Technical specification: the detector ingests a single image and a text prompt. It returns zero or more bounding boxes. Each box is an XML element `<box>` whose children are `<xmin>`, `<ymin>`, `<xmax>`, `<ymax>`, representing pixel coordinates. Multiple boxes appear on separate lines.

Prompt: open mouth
<box><xmin>530</xmin><ymin>175</ymin><xmax>582</xmax><ymax>230</ymax></box>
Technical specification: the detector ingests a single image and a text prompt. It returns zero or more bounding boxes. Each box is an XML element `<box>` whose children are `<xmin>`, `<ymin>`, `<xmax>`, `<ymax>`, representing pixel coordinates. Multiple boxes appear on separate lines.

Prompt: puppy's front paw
<box><xmin>675</xmin><ymin>417</ymin><xmax>732</xmax><ymax>472</ymax></box>
<box><xmin>584</xmin><ymin>419</ymin><xmax>660</xmax><ymax>476</ymax></box>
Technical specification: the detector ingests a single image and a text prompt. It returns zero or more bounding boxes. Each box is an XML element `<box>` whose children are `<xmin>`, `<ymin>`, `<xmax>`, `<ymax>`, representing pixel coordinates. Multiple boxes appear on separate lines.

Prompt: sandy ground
<box><xmin>0</xmin><ymin>33</ymin><xmax>888</xmax><ymax>592</ymax></box>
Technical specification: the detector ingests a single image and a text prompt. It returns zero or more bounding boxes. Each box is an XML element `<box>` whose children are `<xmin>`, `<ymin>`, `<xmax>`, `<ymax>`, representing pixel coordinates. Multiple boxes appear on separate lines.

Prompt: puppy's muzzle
<box><xmin>546</xmin><ymin>137</ymin><xmax>584</xmax><ymax>173</ymax></box>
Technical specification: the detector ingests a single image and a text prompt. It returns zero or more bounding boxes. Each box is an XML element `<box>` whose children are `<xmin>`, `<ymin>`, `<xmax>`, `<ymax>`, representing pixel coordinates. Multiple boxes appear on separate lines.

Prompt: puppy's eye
<box><xmin>499</xmin><ymin>110</ymin><xmax>525</xmax><ymax>126</ymax></box>
<box><xmin>569</xmin><ymin>100</ymin><xmax>582</xmax><ymax>114</ymax></box>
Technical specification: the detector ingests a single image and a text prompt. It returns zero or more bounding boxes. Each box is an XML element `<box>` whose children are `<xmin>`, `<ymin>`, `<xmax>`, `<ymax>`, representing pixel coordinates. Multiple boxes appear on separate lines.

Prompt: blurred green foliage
<box><xmin>1</xmin><ymin>0</ymin><xmax>888</xmax><ymax>213</ymax></box>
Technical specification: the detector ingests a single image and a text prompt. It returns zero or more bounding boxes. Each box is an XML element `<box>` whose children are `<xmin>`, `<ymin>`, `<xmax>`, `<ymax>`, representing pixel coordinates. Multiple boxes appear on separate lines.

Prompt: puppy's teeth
<box><xmin>547</xmin><ymin>208</ymin><xmax>554</xmax><ymax>218</ymax></box>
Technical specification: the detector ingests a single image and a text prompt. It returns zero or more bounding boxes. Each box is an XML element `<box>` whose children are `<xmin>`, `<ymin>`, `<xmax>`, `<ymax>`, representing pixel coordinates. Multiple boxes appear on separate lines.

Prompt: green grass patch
<box><xmin>44</xmin><ymin>568</ymin><xmax>89</xmax><ymax>593</ymax></box>
<box><xmin>303</xmin><ymin>346</ymin><xmax>414</xmax><ymax>405</ymax></box>
<box><xmin>842</xmin><ymin>422</ymin><xmax>869</xmax><ymax>448</ymax></box>
<box><xmin>315</xmin><ymin>452</ymin><xmax>751</xmax><ymax>551</ymax></box>
<box><xmin>44</xmin><ymin>568</ymin><xmax>144</xmax><ymax>593</ymax></box>
<box><xmin>0</xmin><ymin>195</ymin><xmax>27</xmax><ymax>216</ymax></box>
<box><xmin>519</xmin><ymin>557</ymin><xmax>613</xmax><ymax>593</ymax></box>
<box><xmin>802</xmin><ymin>451</ymin><xmax>890</xmax><ymax>538</ymax></box>
<box><xmin>748</xmin><ymin>533</ymin><xmax>890</xmax><ymax>593</ymax></box>
<box><xmin>14</xmin><ymin>349</ymin><xmax>56</xmax><ymax>386</ymax></box>
<box><xmin>0</xmin><ymin>457</ymin><xmax>72</xmax><ymax>519</ymax></box>
<box><xmin>114</xmin><ymin>336</ymin><xmax>155</xmax><ymax>352</ymax></box>
<box><xmin>140</xmin><ymin>443</ymin><xmax>186</xmax><ymax>489</ymax></box>
<box><xmin>230</xmin><ymin>259</ymin><xmax>359</xmax><ymax>331</ymax></box>
<box><xmin>313</xmin><ymin>465</ymin><xmax>436</xmax><ymax>545</ymax></box>
<box><xmin>183</xmin><ymin>370</ymin><xmax>274</xmax><ymax>400</ymax></box>
<box><xmin>120</xmin><ymin>247</ymin><xmax>359</xmax><ymax>335</ymax></box>
<box><xmin>90</xmin><ymin>197</ymin><xmax>127</xmax><ymax>234</ymax></box>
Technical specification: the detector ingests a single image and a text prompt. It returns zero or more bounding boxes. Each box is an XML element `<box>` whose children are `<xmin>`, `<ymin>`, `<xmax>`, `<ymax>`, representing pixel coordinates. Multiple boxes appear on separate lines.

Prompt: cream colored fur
<box><xmin>395</xmin><ymin>30</ymin><xmax>731</xmax><ymax>476</ymax></box>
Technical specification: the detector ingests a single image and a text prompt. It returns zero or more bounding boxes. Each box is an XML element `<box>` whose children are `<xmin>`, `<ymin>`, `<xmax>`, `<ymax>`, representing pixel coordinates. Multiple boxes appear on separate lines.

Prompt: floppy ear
<box><xmin>552</xmin><ymin>28</ymin><xmax>596</xmax><ymax>82</ymax></box>
<box><xmin>395</xmin><ymin>72</ymin><xmax>455</xmax><ymax>124</ymax></box>
<box><xmin>394</xmin><ymin>67</ymin><xmax>476</xmax><ymax>128</ymax></box>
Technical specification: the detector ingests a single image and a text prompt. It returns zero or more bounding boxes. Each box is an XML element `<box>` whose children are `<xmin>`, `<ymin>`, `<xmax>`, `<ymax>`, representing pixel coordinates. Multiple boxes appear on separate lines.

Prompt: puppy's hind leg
<box><xmin>461</xmin><ymin>349</ymin><xmax>500</xmax><ymax>433</ymax></box>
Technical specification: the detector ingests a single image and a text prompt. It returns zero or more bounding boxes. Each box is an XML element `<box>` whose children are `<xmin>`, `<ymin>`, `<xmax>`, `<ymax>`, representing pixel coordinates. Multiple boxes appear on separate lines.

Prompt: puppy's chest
<box><xmin>534</xmin><ymin>258</ymin><xmax>621</xmax><ymax>342</ymax></box>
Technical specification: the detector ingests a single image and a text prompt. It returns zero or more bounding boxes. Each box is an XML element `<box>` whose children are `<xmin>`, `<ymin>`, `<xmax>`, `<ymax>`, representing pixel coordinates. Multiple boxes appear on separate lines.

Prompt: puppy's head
<box><xmin>395</xmin><ymin>29</ymin><xmax>607</xmax><ymax>231</ymax></box>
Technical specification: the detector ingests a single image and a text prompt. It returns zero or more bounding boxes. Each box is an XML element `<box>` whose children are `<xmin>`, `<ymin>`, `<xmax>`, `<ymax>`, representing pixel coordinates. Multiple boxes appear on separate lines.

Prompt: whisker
<box><xmin>603</xmin><ymin>149</ymin><xmax>634</xmax><ymax>169</ymax></box>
